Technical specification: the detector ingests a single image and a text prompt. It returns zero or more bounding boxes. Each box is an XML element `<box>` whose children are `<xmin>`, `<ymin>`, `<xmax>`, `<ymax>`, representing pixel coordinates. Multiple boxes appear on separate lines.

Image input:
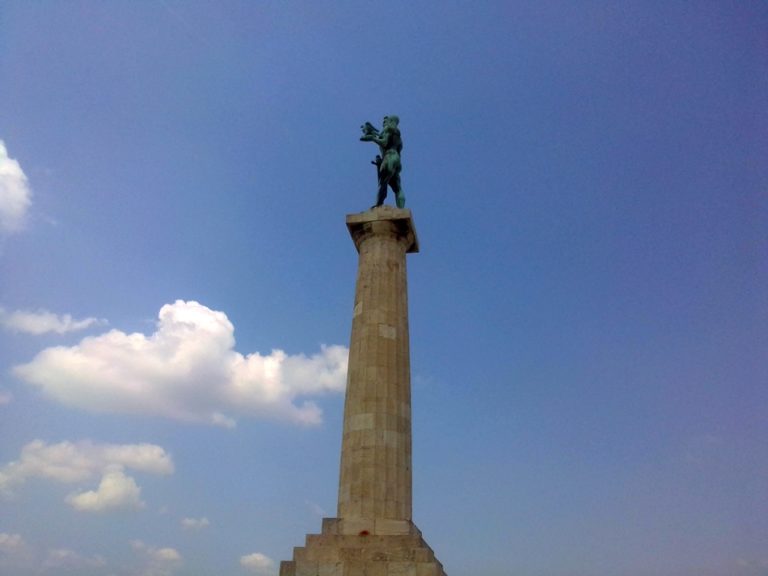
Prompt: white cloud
<box><xmin>15</xmin><ymin>300</ymin><xmax>348</xmax><ymax>426</ymax></box>
<box><xmin>131</xmin><ymin>541</ymin><xmax>182</xmax><ymax>576</ymax></box>
<box><xmin>0</xmin><ymin>440</ymin><xmax>173</xmax><ymax>508</ymax></box>
<box><xmin>66</xmin><ymin>466</ymin><xmax>144</xmax><ymax>512</ymax></box>
<box><xmin>0</xmin><ymin>536</ymin><xmax>106</xmax><ymax>574</ymax></box>
<box><xmin>240</xmin><ymin>552</ymin><xmax>275</xmax><ymax>574</ymax></box>
<box><xmin>0</xmin><ymin>140</ymin><xmax>32</xmax><ymax>234</ymax></box>
<box><xmin>0</xmin><ymin>533</ymin><xmax>31</xmax><ymax>574</ymax></box>
<box><xmin>154</xmin><ymin>548</ymin><xmax>181</xmax><ymax>562</ymax></box>
<box><xmin>0</xmin><ymin>307</ymin><xmax>105</xmax><ymax>335</ymax></box>
<box><xmin>42</xmin><ymin>548</ymin><xmax>106</xmax><ymax>570</ymax></box>
<box><xmin>0</xmin><ymin>532</ymin><xmax>25</xmax><ymax>553</ymax></box>
<box><xmin>306</xmin><ymin>500</ymin><xmax>326</xmax><ymax>518</ymax></box>
<box><xmin>181</xmin><ymin>516</ymin><xmax>209</xmax><ymax>530</ymax></box>
<box><xmin>211</xmin><ymin>412</ymin><xmax>237</xmax><ymax>428</ymax></box>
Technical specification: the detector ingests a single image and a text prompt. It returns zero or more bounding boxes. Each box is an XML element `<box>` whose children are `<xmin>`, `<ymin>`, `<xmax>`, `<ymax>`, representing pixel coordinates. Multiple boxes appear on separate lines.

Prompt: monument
<box><xmin>279</xmin><ymin>119</ymin><xmax>446</xmax><ymax>576</ymax></box>
<box><xmin>360</xmin><ymin>115</ymin><xmax>405</xmax><ymax>209</ymax></box>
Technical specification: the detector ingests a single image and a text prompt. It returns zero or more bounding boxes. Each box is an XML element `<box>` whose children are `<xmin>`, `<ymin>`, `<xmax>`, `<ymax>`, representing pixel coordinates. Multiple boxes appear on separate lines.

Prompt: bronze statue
<box><xmin>360</xmin><ymin>116</ymin><xmax>405</xmax><ymax>209</ymax></box>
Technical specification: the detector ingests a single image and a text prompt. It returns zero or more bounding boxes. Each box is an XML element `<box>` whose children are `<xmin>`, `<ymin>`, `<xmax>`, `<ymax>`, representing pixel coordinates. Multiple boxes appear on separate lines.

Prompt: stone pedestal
<box><xmin>279</xmin><ymin>518</ymin><xmax>445</xmax><ymax>576</ymax></box>
<box><xmin>280</xmin><ymin>207</ymin><xmax>446</xmax><ymax>576</ymax></box>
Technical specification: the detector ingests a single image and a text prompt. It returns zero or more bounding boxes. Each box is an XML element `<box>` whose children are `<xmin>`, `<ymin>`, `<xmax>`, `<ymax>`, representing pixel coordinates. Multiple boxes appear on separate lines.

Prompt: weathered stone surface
<box><xmin>280</xmin><ymin>518</ymin><xmax>446</xmax><ymax>576</ymax></box>
<box><xmin>339</xmin><ymin>207</ymin><xmax>417</xmax><ymax>522</ymax></box>
<box><xmin>278</xmin><ymin>208</ymin><xmax>446</xmax><ymax>576</ymax></box>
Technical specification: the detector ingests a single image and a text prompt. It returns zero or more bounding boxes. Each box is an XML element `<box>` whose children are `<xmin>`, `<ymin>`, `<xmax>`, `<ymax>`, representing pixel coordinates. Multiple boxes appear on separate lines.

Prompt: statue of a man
<box><xmin>360</xmin><ymin>115</ymin><xmax>405</xmax><ymax>209</ymax></box>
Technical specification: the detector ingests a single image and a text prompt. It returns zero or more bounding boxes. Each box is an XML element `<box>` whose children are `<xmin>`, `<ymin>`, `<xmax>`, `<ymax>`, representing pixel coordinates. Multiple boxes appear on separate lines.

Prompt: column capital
<box><xmin>346</xmin><ymin>206</ymin><xmax>419</xmax><ymax>254</ymax></box>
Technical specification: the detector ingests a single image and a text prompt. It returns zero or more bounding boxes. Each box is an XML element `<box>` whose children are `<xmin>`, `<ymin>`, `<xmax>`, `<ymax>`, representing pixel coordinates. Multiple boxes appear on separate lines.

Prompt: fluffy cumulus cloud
<box><xmin>131</xmin><ymin>541</ymin><xmax>182</xmax><ymax>576</ymax></box>
<box><xmin>66</xmin><ymin>466</ymin><xmax>144</xmax><ymax>511</ymax></box>
<box><xmin>0</xmin><ymin>535</ymin><xmax>106</xmax><ymax>575</ymax></box>
<box><xmin>0</xmin><ymin>532</ymin><xmax>25</xmax><ymax>553</ymax></box>
<box><xmin>0</xmin><ymin>440</ymin><xmax>173</xmax><ymax>511</ymax></box>
<box><xmin>15</xmin><ymin>300</ymin><xmax>348</xmax><ymax>426</ymax></box>
<box><xmin>181</xmin><ymin>516</ymin><xmax>209</xmax><ymax>530</ymax></box>
<box><xmin>240</xmin><ymin>552</ymin><xmax>275</xmax><ymax>574</ymax></box>
<box><xmin>0</xmin><ymin>533</ymin><xmax>30</xmax><ymax>574</ymax></box>
<box><xmin>0</xmin><ymin>140</ymin><xmax>32</xmax><ymax>234</ymax></box>
<box><xmin>42</xmin><ymin>548</ymin><xmax>106</xmax><ymax>570</ymax></box>
<box><xmin>0</xmin><ymin>307</ymin><xmax>105</xmax><ymax>335</ymax></box>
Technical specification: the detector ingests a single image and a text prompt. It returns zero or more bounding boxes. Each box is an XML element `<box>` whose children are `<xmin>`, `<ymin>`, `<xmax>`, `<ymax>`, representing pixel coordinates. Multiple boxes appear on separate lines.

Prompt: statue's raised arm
<box><xmin>360</xmin><ymin>122</ymin><xmax>379</xmax><ymax>140</ymax></box>
<box><xmin>360</xmin><ymin>115</ymin><xmax>405</xmax><ymax>209</ymax></box>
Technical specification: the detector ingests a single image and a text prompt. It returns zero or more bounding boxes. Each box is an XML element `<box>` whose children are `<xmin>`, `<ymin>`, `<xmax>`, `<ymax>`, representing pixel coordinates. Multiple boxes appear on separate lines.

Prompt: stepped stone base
<box><xmin>280</xmin><ymin>518</ymin><xmax>447</xmax><ymax>576</ymax></box>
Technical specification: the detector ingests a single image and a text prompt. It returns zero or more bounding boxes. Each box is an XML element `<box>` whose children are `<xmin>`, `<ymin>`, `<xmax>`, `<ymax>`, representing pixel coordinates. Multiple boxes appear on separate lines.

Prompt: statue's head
<box><xmin>384</xmin><ymin>115</ymin><xmax>399</xmax><ymax>128</ymax></box>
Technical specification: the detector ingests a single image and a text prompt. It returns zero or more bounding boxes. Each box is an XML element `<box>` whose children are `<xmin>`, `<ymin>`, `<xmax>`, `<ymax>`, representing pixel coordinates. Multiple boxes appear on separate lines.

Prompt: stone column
<box><xmin>338</xmin><ymin>206</ymin><xmax>419</xmax><ymax>522</ymax></box>
<box><xmin>278</xmin><ymin>207</ymin><xmax>446</xmax><ymax>576</ymax></box>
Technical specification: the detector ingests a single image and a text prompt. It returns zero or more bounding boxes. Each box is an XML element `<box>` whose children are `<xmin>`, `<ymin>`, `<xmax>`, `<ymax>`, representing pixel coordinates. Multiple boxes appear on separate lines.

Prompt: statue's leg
<box><xmin>375</xmin><ymin>172</ymin><xmax>389</xmax><ymax>206</ymax></box>
<box><xmin>375</xmin><ymin>181</ymin><xmax>387</xmax><ymax>206</ymax></box>
<box><xmin>392</xmin><ymin>176</ymin><xmax>405</xmax><ymax>208</ymax></box>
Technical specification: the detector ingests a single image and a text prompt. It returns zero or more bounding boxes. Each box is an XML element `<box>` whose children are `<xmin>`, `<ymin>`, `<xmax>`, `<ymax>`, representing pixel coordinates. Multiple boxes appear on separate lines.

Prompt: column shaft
<box><xmin>338</xmin><ymin>209</ymin><xmax>418</xmax><ymax>521</ymax></box>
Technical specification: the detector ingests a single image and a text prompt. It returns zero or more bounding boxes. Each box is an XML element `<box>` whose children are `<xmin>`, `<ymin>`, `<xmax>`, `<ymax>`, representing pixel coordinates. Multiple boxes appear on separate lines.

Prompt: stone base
<box><xmin>279</xmin><ymin>518</ymin><xmax>447</xmax><ymax>576</ymax></box>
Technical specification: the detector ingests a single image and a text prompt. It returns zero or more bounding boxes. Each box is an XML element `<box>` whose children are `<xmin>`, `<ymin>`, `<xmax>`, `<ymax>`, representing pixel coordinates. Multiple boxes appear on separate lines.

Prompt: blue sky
<box><xmin>1</xmin><ymin>2</ymin><xmax>766</xmax><ymax>575</ymax></box>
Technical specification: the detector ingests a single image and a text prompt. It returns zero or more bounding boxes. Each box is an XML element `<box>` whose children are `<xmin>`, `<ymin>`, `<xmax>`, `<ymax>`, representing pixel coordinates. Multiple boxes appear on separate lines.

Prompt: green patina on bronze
<box><xmin>360</xmin><ymin>115</ymin><xmax>405</xmax><ymax>209</ymax></box>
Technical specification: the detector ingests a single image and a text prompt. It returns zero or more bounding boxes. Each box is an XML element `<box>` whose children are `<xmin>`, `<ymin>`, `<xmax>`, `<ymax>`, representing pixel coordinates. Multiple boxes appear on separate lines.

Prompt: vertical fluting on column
<box><xmin>338</xmin><ymin>207</ymin><xmax>419</xmax><ymax>522</ymax></box>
